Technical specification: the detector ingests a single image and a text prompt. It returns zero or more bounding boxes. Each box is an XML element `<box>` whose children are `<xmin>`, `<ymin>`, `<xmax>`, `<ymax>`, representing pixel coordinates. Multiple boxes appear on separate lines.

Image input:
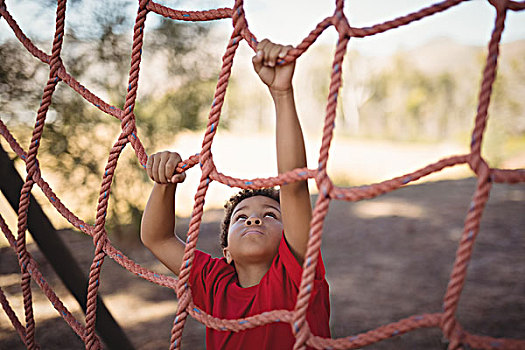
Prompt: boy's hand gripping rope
<box><xmin>1</xmin><ymin>0</ymin><xmax>525</xmax><ymax>349</ymax></box>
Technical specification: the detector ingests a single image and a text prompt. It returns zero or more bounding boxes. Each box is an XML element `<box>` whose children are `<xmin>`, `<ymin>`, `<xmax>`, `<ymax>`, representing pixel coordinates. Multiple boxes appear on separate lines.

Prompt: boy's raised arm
<box><xmin>141</xmin><ymin>151</ymin><xmax>187</xmax><ymax>276</ymax></box>
<box><xmin>253</xmin><ymin>40</ymin><xmax>312</xmax><ymax>264</ymax></box>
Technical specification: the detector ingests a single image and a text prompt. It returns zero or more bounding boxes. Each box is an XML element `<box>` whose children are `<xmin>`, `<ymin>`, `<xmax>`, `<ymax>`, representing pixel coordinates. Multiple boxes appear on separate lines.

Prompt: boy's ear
<box><xmin>223</xmin><ymin>248</ymin><xmax>233</xmax><ymax>264</ymax></box>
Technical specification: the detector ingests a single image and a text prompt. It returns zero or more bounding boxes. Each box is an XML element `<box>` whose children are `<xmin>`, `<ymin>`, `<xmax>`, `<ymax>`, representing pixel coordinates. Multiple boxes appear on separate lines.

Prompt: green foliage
<box><xmin>136</xmin><ymin>78</ymin><xmax>215</xmax><ymax>139</ymax></box>
<box><xmin>0</xmin><ymin>42</ymin><xmax>44</xmax><ymax>123</ymax></box>
<box><xmin>361</xmin><ymin>51</ymin><xmax>523</xmax><ymax>145</ymax></box>
<box><xmin>362</xmin><ymin>56</ymin><xmax>461</xmax><ymax>141</ymax></box>
<box><xmin>1</xmin><ymin>1</ymin><xmax>218</xmax><ymax>232</ymax></box>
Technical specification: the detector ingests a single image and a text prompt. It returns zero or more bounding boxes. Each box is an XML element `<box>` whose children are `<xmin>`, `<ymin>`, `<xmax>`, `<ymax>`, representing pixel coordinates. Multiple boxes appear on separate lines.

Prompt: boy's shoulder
<box><xmin>191</xmin><ymin>235</ymin><xmax>325</xmax><ymax>291</ymax></box>
<box><xmin>193</xmin><ymin>249</ymin><xmax>232</xmax><ymax>275</ymax></box>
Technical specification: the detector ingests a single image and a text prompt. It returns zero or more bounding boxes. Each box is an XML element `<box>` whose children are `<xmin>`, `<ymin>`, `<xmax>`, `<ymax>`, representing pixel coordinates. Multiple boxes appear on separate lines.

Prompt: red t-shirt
<box><xmin>190</xmin><ymin>235</ymin><xmax>331</xmax><ymax>349</ymax></box>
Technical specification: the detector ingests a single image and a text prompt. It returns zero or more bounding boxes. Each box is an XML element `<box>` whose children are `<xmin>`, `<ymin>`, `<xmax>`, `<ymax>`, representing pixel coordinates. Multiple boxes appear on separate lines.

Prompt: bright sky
<box><xmin>242</xmin><ymin>0</ymin><xmax>525</xmax><ymax>55</ymax></box>
<box><xmin>1</xmin><ymin>0</ymin><xmax>524</xmax><ymax>56</ymax></box>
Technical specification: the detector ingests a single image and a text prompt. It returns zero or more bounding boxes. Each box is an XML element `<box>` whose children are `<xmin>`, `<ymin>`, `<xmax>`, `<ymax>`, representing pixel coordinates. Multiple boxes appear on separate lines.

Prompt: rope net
<box><xmin>0</xmin><ymin>0</ymin><xmax>524</xmax><ymax>349</ymax></box>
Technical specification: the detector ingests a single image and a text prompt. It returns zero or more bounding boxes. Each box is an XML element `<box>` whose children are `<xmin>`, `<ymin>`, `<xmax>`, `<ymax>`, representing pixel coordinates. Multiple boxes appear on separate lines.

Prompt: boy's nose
<box><xmin>245</xmin><ymin>216</ymin><xmax>262</xmax><ymax>226</ymax></box>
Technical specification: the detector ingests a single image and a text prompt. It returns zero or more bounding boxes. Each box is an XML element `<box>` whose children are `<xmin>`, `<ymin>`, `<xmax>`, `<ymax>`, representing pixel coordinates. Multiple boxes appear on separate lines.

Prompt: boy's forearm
<box><xmin>257</xmin><ymin>40</ymin><xmax>311</xmax><ymax>263</ymax></box>
<box><xmin>272</xmin><ymin>89</ymin><xmax>308</xmax><ymax>177</ymax></box>
<box><xmin>141</xmin><ymin>183</ymin><xmax>177</xmax><ymax>246</ymax></box>
<box><xmin>273</xmin><ymin>87</ymin><xmax>312</xmax><ymax>263</ymax></box>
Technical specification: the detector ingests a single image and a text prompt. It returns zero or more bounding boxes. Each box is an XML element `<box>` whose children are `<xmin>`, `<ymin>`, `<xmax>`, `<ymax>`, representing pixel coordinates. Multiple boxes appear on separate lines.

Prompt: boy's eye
<box><xmin>235</xmin><ymin>214</ymin><xmax>247</xmax><ymax>221</ymax></box>
<box><xmin>265</xmin><ymin>212</ymin><xmax>277</xmax><ymax>219</ymax></box>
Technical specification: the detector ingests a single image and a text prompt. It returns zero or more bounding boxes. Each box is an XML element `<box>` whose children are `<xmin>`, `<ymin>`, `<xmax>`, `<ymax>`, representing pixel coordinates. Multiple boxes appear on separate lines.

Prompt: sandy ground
<box><xmin>163</xmin><ymin>132</ymin><xmax>472</xmax><ymax>217</ymax></box>
<box><xmin>1</xmin><ymin>178</ymin><xmax>524</xmax><ymax>349</ymax></box>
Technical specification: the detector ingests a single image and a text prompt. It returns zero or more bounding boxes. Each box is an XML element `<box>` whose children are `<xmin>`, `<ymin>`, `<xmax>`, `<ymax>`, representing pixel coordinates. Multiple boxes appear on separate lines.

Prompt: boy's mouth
<box><xmin>242</xmin><ymin>229</ymin><xmax>264</xmax><ymax>237</ymax></box>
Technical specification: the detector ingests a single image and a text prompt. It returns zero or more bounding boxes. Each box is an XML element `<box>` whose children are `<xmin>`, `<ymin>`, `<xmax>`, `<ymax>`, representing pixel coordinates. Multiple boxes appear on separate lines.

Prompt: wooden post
<box><xmin>0</xmin><ymin>143</ymin><xmax>135</xmax><ymax>350</ymax></box>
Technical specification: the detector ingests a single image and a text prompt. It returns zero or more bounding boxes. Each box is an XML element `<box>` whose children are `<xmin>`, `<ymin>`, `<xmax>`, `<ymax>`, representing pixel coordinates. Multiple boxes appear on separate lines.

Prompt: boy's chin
<box><xmin>233</xmin><ymin>247</ymin><xmax>278</xmax><ymax>264</ymax></box>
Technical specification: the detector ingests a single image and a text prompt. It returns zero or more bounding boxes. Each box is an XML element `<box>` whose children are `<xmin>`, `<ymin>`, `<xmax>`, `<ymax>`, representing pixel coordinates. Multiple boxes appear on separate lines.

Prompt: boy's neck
<box><xmin>234</xmin><ymin>260</ymin><xmax>272</xmax><ymax>288</ymax></box>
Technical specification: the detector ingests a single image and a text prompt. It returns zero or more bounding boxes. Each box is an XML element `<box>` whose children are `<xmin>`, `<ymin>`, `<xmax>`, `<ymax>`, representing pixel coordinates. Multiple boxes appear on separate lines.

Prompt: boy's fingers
<box><xmin>157</xmin><ymin>152</ymin><xmax>169</xmax><ymax>183</ymax></box>
<box><xmin>257</xmin><ymin>39</ymin><xmax>269</xmax><ymax>52</ymax></box>
<box><xmin>171</xmin><ymin>173</ymin><xmax>186</xmax><ymax>184</ymax></box>
<box><xmin>151</xmin><ymin>153</ymin><xmax>161</xmax><ymax>182</ymax></box>
<box><xmin>165</xmin><ymin>154</ymin><xmax>181</xmax><ymax>182</ymax></box>
<box><xmin>146</xmin><ymin>154</ymin><xmax>153</xmax><ymax>180</ymax></box>
<box><xmin>262</xmin><ymin>43</ymin><xmax>273</xmax><ymax>66</ymax></box>
<box><xmin>165</xmin><ymin>160</ymin><xmax>176</xmax><ymax>182</ymax></box>
<box><xmin>257</xmin><ymin>39</ymin><xmax>268</xmax><ymax>62</ymax></box>
<box><xmin>278</xmin><ymin>49</ymin><xmax>286</xmax><ymax>58</ymax></box>
<box><xmin>252</xmin><ymin>50</ymin><xmax>264</xmax><ymax>73</ymax></box>
<box><xmin>267</xmin><ymin>44</ymin><xmax>282</xmax><ymax>67</ymax></box>
<box><xmin>279</xmin><ymin>45</ymin><xmax>293</xmax><ymax>59</ymax></box>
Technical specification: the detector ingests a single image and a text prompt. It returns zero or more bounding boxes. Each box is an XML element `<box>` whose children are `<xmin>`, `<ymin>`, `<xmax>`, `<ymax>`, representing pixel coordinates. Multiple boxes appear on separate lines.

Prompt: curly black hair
<box><xmin>220</xmin><ymin>188</ymin><xmax>280</xmax><ymax>249</ymax></box>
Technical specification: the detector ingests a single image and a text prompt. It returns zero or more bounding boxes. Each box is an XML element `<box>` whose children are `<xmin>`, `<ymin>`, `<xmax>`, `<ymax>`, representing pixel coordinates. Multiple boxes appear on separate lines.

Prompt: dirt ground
<box><xmin>1</xmin><ymin>178</ymin><xmax>524</xmax><ymax>349</ymax></box>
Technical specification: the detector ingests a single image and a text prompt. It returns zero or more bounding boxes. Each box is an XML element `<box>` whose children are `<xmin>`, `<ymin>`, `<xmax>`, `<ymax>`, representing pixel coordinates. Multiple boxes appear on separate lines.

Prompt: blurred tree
<box><xmin>358</xmin><ymin>44</ymin><xmax>525</xmax><ymax>150</ymax></box>
<box><xmin>1</xmin><ymin>0</ymin><xmax>217</xmax><ymax>234</ymax></box>
<box><xmin>361</xmin><ymin>55</ymin><xmax>466</xmax><ymax>141</ymax></box>
<box><xmin>484</xmin><ymin>50</ymin><xmax>525</xmax><ymax>166</ymax></box>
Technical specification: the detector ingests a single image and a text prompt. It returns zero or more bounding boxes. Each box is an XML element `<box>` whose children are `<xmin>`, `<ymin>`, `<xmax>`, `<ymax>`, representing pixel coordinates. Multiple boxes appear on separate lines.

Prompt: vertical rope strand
<box><xmin>171</xmin><ymin>2</ymin><xmax>246</xmax><ymax>347</ymax></box>
<box><xmin>14</xmin><ymin>0</ymin><xmax>67</xmax><ymax>348</ymax></box>
<box><xmin>292</xmin><ymin>29</ymin><xmax>350</xmax><ymax>350</ymax></box>
<box><xmin>468</xmin><ymin>2</ymin><xmax>507</xmax><ymax>173</ymax></box>
<box><xmin>441</xmin><ymin>163</ymin><xmax>493</xmax><ymax>345</ymax></box>
<box><xmin>84</xmin><ymin>1</ymin><xmax>150</xmax><ymax>348</ymax></box>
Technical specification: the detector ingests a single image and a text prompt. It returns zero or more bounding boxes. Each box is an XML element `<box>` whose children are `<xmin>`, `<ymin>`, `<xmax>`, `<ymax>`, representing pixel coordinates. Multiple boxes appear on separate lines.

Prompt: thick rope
<box><xmin>1</xmin><ymin>0</ymin><xmax>524</xmax><ymax>349</ymax></box>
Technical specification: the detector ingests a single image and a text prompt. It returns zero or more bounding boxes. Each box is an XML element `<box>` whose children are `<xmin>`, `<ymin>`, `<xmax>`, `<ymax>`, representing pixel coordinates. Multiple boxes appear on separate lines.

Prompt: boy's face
<box><xmin>223</xmin><ymin>195</ymin><xmax>283</xmax><ymax>265</ymax></box>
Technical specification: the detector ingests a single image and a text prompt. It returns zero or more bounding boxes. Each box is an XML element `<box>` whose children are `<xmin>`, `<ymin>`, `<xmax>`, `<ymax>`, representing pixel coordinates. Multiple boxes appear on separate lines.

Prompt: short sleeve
<box><xmin>189</xmin><ymin>250</ymin><xmax>233</xmax><ymax>312</ymax></box>
<box><xmin>278</xmin><ymin>234</ymin><xmax>326</xmax><ymax>290</ymax></box>
<box><xmin>189</xmin><ymin>250</ymin><xmax>212</xmax><ymax>310</ymax></box>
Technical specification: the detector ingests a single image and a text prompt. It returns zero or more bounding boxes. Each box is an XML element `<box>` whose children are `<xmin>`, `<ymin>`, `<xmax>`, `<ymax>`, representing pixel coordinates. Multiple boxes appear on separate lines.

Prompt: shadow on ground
<box><xmin>1</xmin><ymin>178</ymin><xmax>524</xmax><ymax>349</ymax></box>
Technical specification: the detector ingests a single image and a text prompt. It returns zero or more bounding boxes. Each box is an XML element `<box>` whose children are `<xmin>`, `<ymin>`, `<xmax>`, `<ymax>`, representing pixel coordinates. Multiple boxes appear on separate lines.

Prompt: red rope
<box><xmin>1</xmin><ymin>0</ymin><xmax>525</xmax><ymax>349</ymax></box>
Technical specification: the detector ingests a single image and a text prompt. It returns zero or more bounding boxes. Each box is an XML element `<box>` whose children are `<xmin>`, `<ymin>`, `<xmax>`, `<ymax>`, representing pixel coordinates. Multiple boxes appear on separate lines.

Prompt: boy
<box><xmin>141</xmin><ymin>40</ymin><xmax>330</xmax><ymax>349</ymax></box>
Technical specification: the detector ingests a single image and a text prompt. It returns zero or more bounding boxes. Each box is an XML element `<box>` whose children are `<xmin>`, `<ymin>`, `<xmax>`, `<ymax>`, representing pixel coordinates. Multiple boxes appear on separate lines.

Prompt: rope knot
<box><xmin>440</xmin><ymin>316</ymin><xmax>457</xmax><ymax>344</ymax></box>
<box><xmin>332</xmin><ymin>8</ymin><xmax>350</xmax><ymax>37</ymax></box>
<box><xmin>121</xmin><ymin>120</ymin><xmax>136</xmax><ymax>138</ymax></box>
<box><xmin>199</xmin><ymin>154</ymin><xmax>215</xmax><ymax>180</ymax></box>
<box><xmin>488</xmin><ymin>0</ymin><xmax>510</xmax><ymax>12</ymax></box>
<box><xmin>291</xmin><ymin>319</ymin><xmax>311</xmax><ymax>350</ymax></box>
<box><xmin>139</xmin><ymin>0</ymin><xmax>151</xmax><ymax>10</ymax></box>
<box><xmin>92</xmin><ymin>227</ymin><xmax>109</xmax><ymax>248</ymax></box>
<box><xmin>319</xmin><ymin>178</ymin><xmax>333</xmax><ymax>199</ymax></box>
<box><xmin>447</xmin><ymin>324</ymin><xmax>466</xmax><ymax>350</ymax></box>
<box><xmin>467</xmin><ymin>154</ymin><xmax>491</xmax><ymax>181</ymax></box>
<box><xmin>315</xmin><ymin>168</ymin><xmax>333</xmax><ymax>199</ymax></box>
<box><xmin>232</xmin><ymin>0</ymin><xmax>247</xmax><ymax>33</ymax></box>
<box><xmin>49</xmin><ymin>56</ymin><xmax>64</xmax><ymax>79</ymax></box>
